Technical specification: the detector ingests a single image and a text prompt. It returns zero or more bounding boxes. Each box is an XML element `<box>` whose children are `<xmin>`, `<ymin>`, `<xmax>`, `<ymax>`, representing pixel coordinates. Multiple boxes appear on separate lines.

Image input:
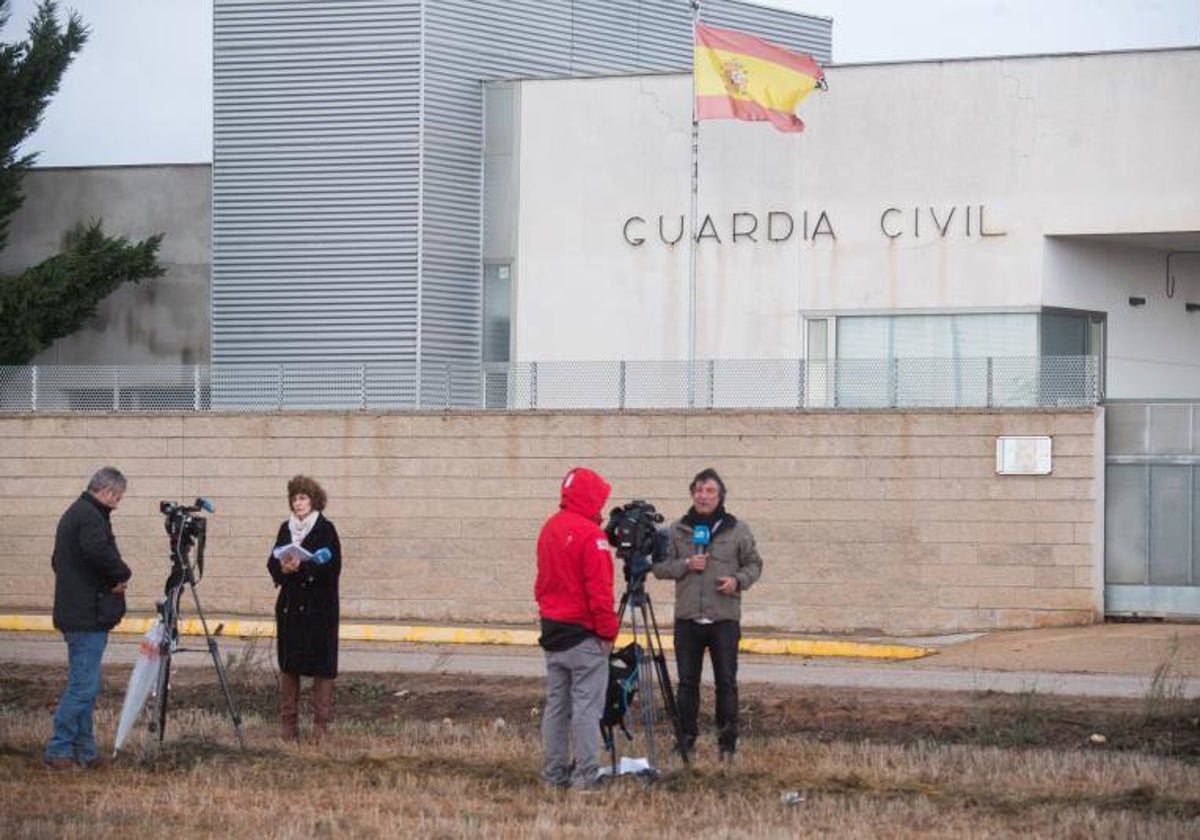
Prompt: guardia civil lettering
<box><xmin>621</xmin><ymin>205</ymin><xmax>1006</xmax><ymax>247</ymax></box>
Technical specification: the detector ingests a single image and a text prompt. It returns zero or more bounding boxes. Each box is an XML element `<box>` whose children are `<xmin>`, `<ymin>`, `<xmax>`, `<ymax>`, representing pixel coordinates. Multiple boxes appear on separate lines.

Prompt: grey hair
<box><xmin>87</xmin><ymin>466</ymin><xmax>127</xmax><ymax>495</ymax></box>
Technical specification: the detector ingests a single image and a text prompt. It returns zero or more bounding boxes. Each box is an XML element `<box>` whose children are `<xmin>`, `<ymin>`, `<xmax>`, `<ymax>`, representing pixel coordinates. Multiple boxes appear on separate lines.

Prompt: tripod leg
<box><xmin>630</xmin><ymin>605</ymin><xmax>660</xmax><ymax>777</ymax></box>
<box><xmin>644</xmin><ymin>595</ymin><xmax>687</xmax><ymax>762</ymax></box>
<box><xmin>149</xmin><ymin>589</ymin><xmax>181</xmax><ymax>745</ymax></box>
<box><xmin>151</xmin><ymin>650</ymin><xmax>171</xmax><ymax>743</ymax></box>
<box><xmin>187</xmin><ymin>580</ymin><xmax>245</xmax><ymax>749</ymax></box>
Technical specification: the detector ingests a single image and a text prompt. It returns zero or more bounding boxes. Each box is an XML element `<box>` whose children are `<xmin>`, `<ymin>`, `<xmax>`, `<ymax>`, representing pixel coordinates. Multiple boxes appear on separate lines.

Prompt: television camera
<box><xmin>604</xmin><ymin>500</ymin><xmax>666</xmax><ymax>587</ymax></box>
<box><xmin>160</xmin><ymin>498</ymin><xmax>212</xmax><ymax>583</ymax></box>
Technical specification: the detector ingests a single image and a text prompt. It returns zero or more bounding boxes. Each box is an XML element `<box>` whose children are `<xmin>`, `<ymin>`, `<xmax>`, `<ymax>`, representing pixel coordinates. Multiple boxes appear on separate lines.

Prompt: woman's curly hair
<box><xmin>287</xmin><ymin>475</ymin><xmax>327</xmax><ymax>511</ymax></box>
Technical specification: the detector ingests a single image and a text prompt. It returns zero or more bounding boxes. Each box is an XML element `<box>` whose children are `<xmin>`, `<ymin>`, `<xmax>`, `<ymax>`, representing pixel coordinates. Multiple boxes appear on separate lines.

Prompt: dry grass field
<box><xmin>1</xmin><ymin>659</ymin><xmax>1198</xmax><ymax>838</ymax></box>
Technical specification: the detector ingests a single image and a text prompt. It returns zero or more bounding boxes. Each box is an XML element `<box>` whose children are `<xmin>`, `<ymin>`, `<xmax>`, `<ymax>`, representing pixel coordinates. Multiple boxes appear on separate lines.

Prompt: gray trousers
<box><xmin>541</xmin><ymin>636</ymin><xmax>608</xmax><ymax>788</ymax></box>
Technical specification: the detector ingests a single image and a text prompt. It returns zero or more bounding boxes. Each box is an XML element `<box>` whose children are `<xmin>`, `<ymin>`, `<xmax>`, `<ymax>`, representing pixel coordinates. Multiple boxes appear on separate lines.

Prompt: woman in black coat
<box><xmin>267</xmin><ymin>475</ymin><xmax>342</xmax><ymax>740</ymax></box>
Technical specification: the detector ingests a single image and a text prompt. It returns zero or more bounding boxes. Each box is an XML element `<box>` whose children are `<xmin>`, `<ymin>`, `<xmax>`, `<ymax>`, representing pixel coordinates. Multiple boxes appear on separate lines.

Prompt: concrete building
<box><xmin>1</xmin><ymin>17</ymin><xmax>1197</xmax><ymax>626</ymax></box>
<box><xmin>489</xmin><ymin>49</ymin><xmax>1200</xmax><ymax>401</ymax></box>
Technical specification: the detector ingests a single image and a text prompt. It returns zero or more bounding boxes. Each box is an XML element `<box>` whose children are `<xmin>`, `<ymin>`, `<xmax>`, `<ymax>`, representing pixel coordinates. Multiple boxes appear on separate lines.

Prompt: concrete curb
<box><xmin>0</xmin><ymin>613</ymin><xmax>934</xmax><ymax>660</ymax></box>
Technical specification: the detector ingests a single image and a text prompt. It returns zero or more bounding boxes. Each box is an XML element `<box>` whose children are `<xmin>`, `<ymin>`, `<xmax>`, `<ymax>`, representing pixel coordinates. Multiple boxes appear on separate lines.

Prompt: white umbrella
<box><xmin>113</xmin><ymin>619</ymin><xmax>165</xmax><ymax>755</ymax></box>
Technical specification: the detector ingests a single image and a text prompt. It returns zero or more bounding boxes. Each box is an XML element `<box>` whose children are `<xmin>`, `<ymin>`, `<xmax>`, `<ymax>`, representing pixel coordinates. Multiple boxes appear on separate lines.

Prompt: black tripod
<box><xmin>602</xmin><ymin>555</ymin><xmax>685</xmax><ymax>777</ymax></box>
<box><xmin>149</xmin><ymin>502</ymin><xmax>244</xmax><ymax>749</ymax></box>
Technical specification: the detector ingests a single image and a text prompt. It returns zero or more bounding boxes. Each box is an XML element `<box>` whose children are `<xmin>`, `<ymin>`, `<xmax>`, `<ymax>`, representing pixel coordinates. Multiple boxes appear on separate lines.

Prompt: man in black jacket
<box><xmin>43</xmin><ymin>467</ymin><xmax>133</xmax><ymax>770</ymax></box>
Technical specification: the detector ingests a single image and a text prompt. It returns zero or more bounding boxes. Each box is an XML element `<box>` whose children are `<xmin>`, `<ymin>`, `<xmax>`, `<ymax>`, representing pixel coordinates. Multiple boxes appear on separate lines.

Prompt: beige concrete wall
<box><xmin>0</xmin><ymin>409</ymin><xmax>1100</xmax><ymax>635</ymax></box>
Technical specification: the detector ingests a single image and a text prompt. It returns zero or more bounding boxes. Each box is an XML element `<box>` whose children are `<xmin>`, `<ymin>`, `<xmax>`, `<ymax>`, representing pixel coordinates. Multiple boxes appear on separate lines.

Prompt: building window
<box><xmin>483</xmin><ymin>263</ymin><xmax>511</xmax><ymax>364</ymax></box>
<box><xmin>837</xmin><ymin>312</ymin><xmax>1037</xmax><ymax>360</ymax></box>
<box><xmin>834</xmin><ymin>313</ymin><xmax>1038</xmax><ymax>407</ymax></box>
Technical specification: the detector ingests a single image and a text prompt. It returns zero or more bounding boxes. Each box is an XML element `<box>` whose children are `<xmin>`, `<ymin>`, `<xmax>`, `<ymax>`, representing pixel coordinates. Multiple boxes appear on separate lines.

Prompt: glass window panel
<box><xmin>891</xmin><ymin>315</ymin><xmax>952</xmax><ymax>357</ymax></box>
<box><xmin>1041</xmin><ymin>312</ymin><xmax>1088</xmax><ymax>356</ymax></box>
<box><xmin>837</xmin><ymin>313</ymin><xmax>1037</xmax><ymax>360</ymax></box>
<box><xmin>836</xmin><ymin>316</ymin><xmax>887</xmax><ymax>358</ymax></box>
<box><xmin>834</xmin><ymin>313</ymin><xmax>1037</xmax><ymax>407</ymax></box>
<box><xmin>806</xmin><ymin>318</ymin><xmax>828</xmax><ymax>361</ymax></box>
<box><xmin>483</xmin><ymin>263</ymin><xmax>511</xmax><ymax>363</ymax></box>
<box><xmin>955</xmin><ymin>313</ymin><xmax>1037</xmax><ymax>357</ymax></box>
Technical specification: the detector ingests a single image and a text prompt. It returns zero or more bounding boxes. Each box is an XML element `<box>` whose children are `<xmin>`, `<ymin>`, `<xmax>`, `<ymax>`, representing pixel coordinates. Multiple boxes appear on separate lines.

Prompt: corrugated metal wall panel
<box><xmin>213</xmin><ymin>0</ymin><xmax>422</xmax><ymax>368</ymax></box>
<box><xmin>213</xmin><ymin>0</ymin><xmax>830</xmax><ymax>404</ymax></box>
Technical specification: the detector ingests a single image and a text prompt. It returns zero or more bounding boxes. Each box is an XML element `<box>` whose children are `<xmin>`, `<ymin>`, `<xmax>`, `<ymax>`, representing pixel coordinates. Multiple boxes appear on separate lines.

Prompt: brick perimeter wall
<box><xmin>0</xmin><ymin>410</ymin><xmax>1100</xmax><ymax>634</ymax></box>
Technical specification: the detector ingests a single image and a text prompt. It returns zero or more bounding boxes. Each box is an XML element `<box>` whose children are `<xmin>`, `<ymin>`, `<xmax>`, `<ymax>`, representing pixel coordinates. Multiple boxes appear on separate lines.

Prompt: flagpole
<box><xmin>688</xmin><ymin>0</ymin><xmax>700</xmax><ymax>408</ymax></box>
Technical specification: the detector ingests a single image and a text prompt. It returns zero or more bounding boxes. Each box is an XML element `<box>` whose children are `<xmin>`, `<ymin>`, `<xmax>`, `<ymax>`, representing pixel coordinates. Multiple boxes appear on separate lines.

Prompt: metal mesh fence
<box><xmin>0</xmin><ymin>356</ymin><xmax>1098</xmax><ymax>412</ymax></box>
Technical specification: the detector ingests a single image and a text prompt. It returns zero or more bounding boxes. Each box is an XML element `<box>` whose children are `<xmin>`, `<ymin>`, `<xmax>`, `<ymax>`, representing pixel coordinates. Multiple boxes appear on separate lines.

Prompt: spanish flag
<box><xmin>694</xmin><ymin>23</ymin><xmax>825</xmax><ymax>133</ymax></box>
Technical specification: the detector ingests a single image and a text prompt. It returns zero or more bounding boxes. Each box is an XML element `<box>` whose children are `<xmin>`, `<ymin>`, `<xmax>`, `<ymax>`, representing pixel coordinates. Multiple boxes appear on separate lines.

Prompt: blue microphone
<box><xmin>310</xmin><ymin>547</ymin><xmax>333</xmax><ymax>565</ymax></box>
<box><xmin>692</xmin><ymin>524</ymin><xmax>710</xmax><ymax>572</ymax></box>
<box><xmin>195</xmin><ymin>497</ymin><xmax>215</xmax><ymax>513</ymax></box>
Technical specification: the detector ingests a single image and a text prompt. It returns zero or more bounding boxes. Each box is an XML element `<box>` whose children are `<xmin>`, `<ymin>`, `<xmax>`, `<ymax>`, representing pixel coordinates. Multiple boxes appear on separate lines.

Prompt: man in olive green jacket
<box><xmin>653</xmin><ymin>468</ymin><xmax>762</xmax><ymax>760</ymax></box>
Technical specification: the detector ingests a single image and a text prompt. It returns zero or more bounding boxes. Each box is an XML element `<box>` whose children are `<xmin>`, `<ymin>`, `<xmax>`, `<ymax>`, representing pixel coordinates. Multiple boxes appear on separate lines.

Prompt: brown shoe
<box><xmin>80</xmin><ymin>755</ymin><xmax>111</xmax><ymax>770</ymax></box>
<box><xmin>43</xmin><ymin>757</ymin><xmax>77</xmax><ymax>771</ymax></box>
<box><xmin>280</xmin><ymin>671</ymin><xmax>301</xmax><ymax>740</ymax></box>
<box><xmin>312</xmin><ymin>676</ymin><xmax>336</xmax><ymax>740</ymax></box>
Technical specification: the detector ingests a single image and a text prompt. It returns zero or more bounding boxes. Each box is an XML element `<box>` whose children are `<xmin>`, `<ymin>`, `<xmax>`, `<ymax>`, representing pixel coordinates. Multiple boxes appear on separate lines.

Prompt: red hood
<box><xmin>559</xmin><ymin>467</ymin><xmax>611</xmax><ymax>522</ymax></box>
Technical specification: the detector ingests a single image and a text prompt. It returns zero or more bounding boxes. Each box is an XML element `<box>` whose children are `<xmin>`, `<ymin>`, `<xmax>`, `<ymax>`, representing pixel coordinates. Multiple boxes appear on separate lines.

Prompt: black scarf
<box><xmin>682</xmin><ymin>504</ymin><xmax>737</xmax><ymax>535</ymax></box>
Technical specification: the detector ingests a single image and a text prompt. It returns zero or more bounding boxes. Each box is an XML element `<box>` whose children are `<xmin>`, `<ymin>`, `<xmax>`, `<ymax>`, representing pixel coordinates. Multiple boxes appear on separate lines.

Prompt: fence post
<box><xmin>618</xmin><ymin>361</ymin><xmax>627</xmax><ymax>409</ymax></box>
<box><xmin>706</xmin><ymin>359</ymin><xmax>715</xmax><ymax>408</ymax></box>
<box><xmin>831</xmin><ymin>359</ymin><xmax>839</xmax><ymax>409</ymax></box>
<box><xmin>888</xmin><ymin>358</ymin><xmax>898</xmax><ymax>408</ymax></box>
<box><xmin>360</xmin><ymin>363</ymin><xmax>367</xmax><ymax>410</ymax></box>
<box><xmin>112</xmin><ymin>368</ymin><xmax>120</xmax><ymax>411</ymax></box>
<box><xmin>986</xmin><ymin>357</ymin><xmax>994</xmax><ymax>408</ymax></box>
<box><xmin>797</xmin><ymin>358</ymin><xmax>805</xmax><ymax>409</ymax></box>
<box><xmin>30</xmin><ymin>366</ymin><xmax>38</xmax><ymax>411</ymax></box>
<box><xmin>530</xmin><ymin>361</ymin><xmax>538</xmax><ymax>409</ymax></box>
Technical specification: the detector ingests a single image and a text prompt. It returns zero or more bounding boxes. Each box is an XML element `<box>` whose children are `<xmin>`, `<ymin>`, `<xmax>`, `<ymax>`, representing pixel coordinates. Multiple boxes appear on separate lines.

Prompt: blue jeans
<box><xmin>45</xmin><ymin>631</ymin><xmax>109</xmax><ymax>764</ymax></box>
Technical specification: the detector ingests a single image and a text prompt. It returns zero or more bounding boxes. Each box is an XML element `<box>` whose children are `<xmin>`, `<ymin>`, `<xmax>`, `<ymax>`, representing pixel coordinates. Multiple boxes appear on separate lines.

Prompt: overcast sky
<box><xmin>2</xmin><ymin>0</ymin><xmax>1197</xmax><ymax>167</ymax></box>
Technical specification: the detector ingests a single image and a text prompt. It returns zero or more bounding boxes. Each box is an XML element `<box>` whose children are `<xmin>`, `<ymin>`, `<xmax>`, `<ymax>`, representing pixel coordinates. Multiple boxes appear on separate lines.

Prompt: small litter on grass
<box><xmin>597</xmin><ymin>756</ymin><xmax>653</xmax><ymax>777</ymax></box>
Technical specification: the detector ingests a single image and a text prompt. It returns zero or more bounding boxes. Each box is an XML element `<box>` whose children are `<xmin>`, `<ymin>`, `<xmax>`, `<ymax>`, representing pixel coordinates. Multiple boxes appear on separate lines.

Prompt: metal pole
<box><xmin>687</xmin><ymin>0</ymin><xmax>701</xmax><ymax>408</ymax></box>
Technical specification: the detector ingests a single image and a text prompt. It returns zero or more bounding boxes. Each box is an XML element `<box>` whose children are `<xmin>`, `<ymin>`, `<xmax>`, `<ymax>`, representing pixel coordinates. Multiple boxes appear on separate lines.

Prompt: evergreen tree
<box><xmin>0</xmin><ymin>0</ymin><xmax>164</xmax><ymax>364</ymax></box>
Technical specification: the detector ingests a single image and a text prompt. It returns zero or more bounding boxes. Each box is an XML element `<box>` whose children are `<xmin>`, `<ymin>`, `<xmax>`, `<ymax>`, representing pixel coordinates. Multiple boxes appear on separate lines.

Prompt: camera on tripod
<box><xmin>141</xmin><ymin>496</ymin><xmax>244</xmax><ymax>750</ymax></box>
<box><xmin>160</xmin><ymin>498</ymin><xmax>212</xmax><ymax>582</ymax></box>
<box><xmin>604</xmin><ymin>500</ymin><xmax>666</xmax><ymax>584</ymax></box>
<box><xmin>601</xmin><ymin>499</ymin><xmax>686</xmax><ymax>775</ymax></box>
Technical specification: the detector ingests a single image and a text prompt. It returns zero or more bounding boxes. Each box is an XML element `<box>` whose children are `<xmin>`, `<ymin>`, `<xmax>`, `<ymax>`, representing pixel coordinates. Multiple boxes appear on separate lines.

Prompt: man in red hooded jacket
<box><xmin>535</xmin><ymin>466</ymin><xmax>619</xmax><ymax>789</ymax></box>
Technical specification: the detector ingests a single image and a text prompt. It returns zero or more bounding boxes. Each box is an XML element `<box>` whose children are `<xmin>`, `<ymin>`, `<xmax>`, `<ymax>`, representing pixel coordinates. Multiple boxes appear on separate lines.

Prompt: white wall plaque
<box><xmin>995</xmin><ymin>436</ymin><xmax>1052</xmax><ymax>475</ymax></box>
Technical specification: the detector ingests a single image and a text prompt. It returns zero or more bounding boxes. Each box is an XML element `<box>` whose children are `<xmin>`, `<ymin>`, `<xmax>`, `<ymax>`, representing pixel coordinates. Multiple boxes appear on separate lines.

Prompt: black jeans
<box><xmin>673</xmin><ymin>619</ymin><xmax>740</xmax><ymax>753</ymax></box>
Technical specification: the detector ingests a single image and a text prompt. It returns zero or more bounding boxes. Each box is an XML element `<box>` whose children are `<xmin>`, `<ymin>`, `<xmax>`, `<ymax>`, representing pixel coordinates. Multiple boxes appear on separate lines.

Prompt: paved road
<box><xmin>6</xmin><ymin>631</ymin><xmax>1198</xmax><ymax>699</ymax></box>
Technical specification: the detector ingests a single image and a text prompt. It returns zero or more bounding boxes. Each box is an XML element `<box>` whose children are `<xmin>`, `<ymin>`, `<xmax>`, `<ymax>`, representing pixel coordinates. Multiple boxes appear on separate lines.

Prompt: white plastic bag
<box><xmin>113</xmin><ymin>619</ymin><xmax>165</xmax><ymax>754</ymax></box>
